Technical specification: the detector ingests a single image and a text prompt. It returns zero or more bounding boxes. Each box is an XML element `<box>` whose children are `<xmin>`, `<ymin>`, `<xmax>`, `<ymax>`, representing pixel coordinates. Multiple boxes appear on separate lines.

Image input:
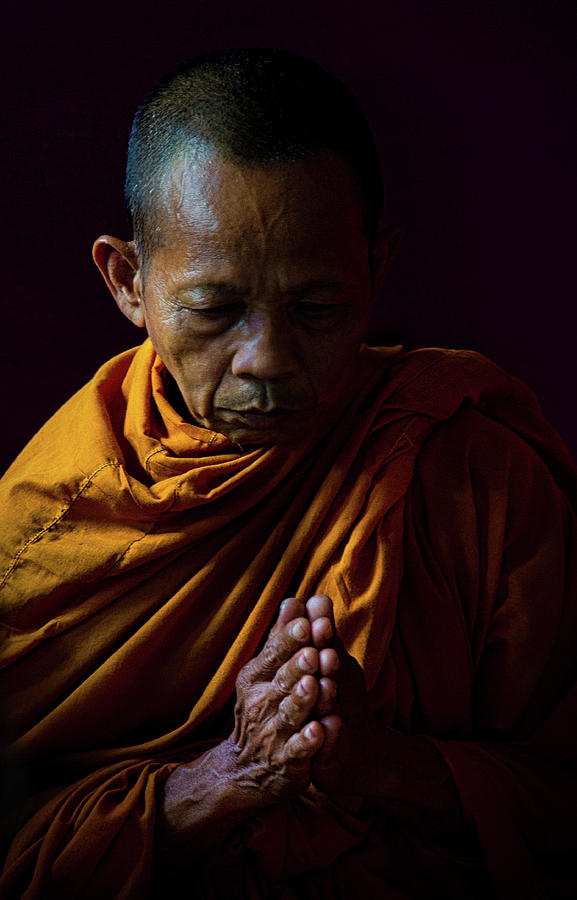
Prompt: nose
<box><xmin>231</xmin><ymin>313</ymin><xmax>300</xmax><ymax>382</ymax></box>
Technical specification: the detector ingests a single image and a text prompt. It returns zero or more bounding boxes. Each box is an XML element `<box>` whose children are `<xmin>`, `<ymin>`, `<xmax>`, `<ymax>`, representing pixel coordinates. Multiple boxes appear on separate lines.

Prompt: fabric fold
<box><xmin>1</xmin><ymin>340</ymin><xmax>576</xmax><ymax>897</ymax></box>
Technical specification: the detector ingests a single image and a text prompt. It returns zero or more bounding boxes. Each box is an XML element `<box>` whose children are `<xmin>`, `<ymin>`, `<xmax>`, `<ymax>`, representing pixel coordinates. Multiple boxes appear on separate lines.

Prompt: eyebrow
<box><xmin>179</xmin><ymin>284</ymin><xmax>242</xmax><ymax>300</ymax></box>
<box><xmin>177</xmin><ymin>280</ymin><xmax>356</xmax><ymax>299</ymax></box>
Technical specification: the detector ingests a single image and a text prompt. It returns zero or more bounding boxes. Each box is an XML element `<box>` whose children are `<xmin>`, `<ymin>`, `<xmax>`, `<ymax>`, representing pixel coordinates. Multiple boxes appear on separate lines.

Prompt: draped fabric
<box><xmin>1</xmin><ymin>340</ymin><xmax>576</xmax><ymax>898</ymax></box>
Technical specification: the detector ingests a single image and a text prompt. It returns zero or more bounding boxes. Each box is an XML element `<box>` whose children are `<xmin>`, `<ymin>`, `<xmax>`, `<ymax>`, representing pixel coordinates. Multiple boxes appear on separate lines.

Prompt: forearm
<box><xmin>154</xmin><ymin>738</ymin><xmax>277</xmax><ymax>868</ymax></box>
<box><xmin>154</xmin><ymin>600</ymin><xmax>341</xmax><ymax>874</ymax></box>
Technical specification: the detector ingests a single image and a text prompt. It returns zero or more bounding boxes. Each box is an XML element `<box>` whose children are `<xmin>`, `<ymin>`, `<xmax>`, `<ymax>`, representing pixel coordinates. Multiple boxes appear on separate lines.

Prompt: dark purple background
<box><xmin>2</xmin><ymin>0</ymin><xmax>576</xmax><ymax>473</ymax></box>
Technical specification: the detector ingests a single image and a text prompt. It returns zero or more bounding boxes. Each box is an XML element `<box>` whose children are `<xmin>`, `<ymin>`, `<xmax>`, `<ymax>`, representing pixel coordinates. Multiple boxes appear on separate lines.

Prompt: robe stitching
<box><xmin>106</xmin><ymin>478</ymin><xmax>182</xmax><ymax>575</ymax></box>
<box><xmin>104</xmin><ymin>481</ymin><xmax>183</xmax><ymax>572</ymax></box>
<box><xmin>0</xmin><ymin>461</ymin><xmax>120</xmax><ymax>588</ymax></box>
<box><xmin>106</xmin><ymin>521</ymin><xmax>160</xmax><ymax>572</ymax></box>
<box><xmin>144</xmin><ymin>446</ymin><xmax>166</xmax><ymax>474</ymax></box>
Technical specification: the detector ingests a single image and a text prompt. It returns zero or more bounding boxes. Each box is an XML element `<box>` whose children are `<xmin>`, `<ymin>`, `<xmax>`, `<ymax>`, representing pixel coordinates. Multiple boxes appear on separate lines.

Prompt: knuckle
<box><xmin>259</xmin><ymin>638</ymin><xmax>279</xmax><ymax>667</ymax></box>
<box><xmin>235</xmin><ymin>668</ymin><xmax>250</xmax><ymax>693</ymax></box>
<box><xmin>286</xmin><ymin>726</ymin><xmax>315</xmax><ymax>759</ymax></box>
<box><xmin>299</xmin><ymin>647</ymin><xmax>317</xmax><ymax>672</ymax></box>
<box><xmin>286</xmin><ymin>737</ymin><xmax>307</xmax><ymax>759</ymax></box>
<box><xmin>274</xmin><ymin>665</ymin><xmax>292</xmax><ymax>694</ymax></box>
<box><xmin>264</xmin><ymin>631</ymin><xmax>291</xmax><ymax>665</ymax></box>
<box><xmin>278</xmin><ymin>697</ymin><xmax>298</xmax><ymax>728</ymax></box>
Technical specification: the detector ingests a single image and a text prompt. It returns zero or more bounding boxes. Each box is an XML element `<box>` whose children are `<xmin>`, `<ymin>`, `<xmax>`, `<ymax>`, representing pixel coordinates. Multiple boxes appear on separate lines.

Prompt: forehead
<box><xmin>152</xmin><ymin>148</ymin><xmax>367</xmax><ymax>261</ymax></box>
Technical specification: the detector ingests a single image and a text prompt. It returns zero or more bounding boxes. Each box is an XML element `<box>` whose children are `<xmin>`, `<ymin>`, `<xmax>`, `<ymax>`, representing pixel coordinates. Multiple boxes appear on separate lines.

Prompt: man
<box><xmin>1</xmin><ymin>48</ymin><xmax>576</xmax><ymax>899</ymax></box>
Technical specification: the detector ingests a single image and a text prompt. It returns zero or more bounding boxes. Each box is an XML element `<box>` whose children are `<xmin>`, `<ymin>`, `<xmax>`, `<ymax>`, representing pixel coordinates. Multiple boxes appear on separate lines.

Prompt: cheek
<box><xmin>168</xmin><ymin>340</ymin><xmax>232</xmax><ymax>416</ymax></box>
<box><xmin>142</xmin><ymin>310</ymin><xmax>226</xmax><ymax>412</ymax></box>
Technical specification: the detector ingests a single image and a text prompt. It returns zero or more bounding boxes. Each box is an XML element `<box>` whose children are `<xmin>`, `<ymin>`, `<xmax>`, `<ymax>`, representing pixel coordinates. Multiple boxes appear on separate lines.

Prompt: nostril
<box><xmin>231</xmin><ymin>331</ymin><xmax>299</xmax><ymax>381</ymax></box>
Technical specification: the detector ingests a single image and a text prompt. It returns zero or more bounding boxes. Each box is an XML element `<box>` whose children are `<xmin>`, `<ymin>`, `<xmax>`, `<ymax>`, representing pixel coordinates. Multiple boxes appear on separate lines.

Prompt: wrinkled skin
<box><xmin>93</xmin><ymin>149</ymin><xmax>399</xmax><ymax>447</ymax></box>
<box><xmin>91</xmin><ymin>147</ymin><xmax>466</xmax><ymax>866</ymax></box>
<box><xmin>226</xmin><ymin>596</ymin><xmax>341</xmax><ymax>801</ymax></box>
<box><xmin>209</xmin><ymin>591</ymin><xmax>376</xmax><ymax>805</ymax></box>
<box><xmin>158</xmin><ymin>592</ymin><xmax>467</xmax><ymax>870</ymax></box>
<box><xmin>157</xmin><ymin>596</ymin><xmax>342</xmax><ymax>864</ymax></box>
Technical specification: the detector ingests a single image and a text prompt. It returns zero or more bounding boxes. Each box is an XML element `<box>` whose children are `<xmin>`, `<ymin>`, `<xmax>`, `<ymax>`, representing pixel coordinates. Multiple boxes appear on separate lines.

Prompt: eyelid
<box><xmin>190</xmin><ymin>304</ymin><xmax>242</xmax><ymax>316</ymax></box>
<box><xmin>294</xmin><ymin>299</ymin><xmax>346</xmax><ymax>311</ymax></box>
<box><xmin>298</xmin><ymin>299</ymin><xmax>344</xmax><ymax>305</ymax></box>
<box><xmin>171</xmin><ymin>295</ymin><xmax>243</xmax><ymax>313</ymax></box>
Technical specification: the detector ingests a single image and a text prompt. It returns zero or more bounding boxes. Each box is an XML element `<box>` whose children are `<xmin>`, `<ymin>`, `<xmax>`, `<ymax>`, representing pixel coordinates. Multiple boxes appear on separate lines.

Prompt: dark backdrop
<box><xmin>2</xmin><ymin>0</ymin><xmax>576</xmax><ymax>473</ymax></box>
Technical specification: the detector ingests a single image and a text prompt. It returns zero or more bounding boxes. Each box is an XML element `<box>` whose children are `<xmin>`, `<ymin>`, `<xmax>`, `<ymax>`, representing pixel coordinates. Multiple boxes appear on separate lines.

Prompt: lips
<box><xmin>222</xmin><ymin>408</ymin><xmax>297</xmax><ymax>428</ymax></box>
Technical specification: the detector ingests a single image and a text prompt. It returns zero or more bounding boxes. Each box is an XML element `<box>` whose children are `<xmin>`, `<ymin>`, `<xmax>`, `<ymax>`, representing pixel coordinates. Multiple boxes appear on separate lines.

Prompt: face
<box><xmin>122</xmin><ymin>150</ymin><xmax>379</xmax><ymax>445</ymax></box>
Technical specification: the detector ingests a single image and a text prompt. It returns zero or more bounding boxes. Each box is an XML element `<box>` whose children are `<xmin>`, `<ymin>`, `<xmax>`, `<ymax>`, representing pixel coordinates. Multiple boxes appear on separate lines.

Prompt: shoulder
<box><xmin>366</xmin><ymin>346</ymin><xmax>536</xmax><ymax>417</ymax></box>
<box><xmin>363</xmin><ymin>345</ymin><xmax>577</xmax><ymax>510</ymax></box>
<box><xmin>411</xmin><ymin>405</ymin><xmax>573</xmax><ymax>557</ymax></box>
<box><xmin>0</xmin><ymin>345</ymin><xmax>146</xmax><ymax>588</ymax></box>
<box><xmin>1</xmin><ymin>344</ymin><xmax>144</xmax><ymax>484</ymax></box>
<box><xmin>417</xmin><ymin>404</ymin><xmax>539</xmax><ymax>478</ymax></box>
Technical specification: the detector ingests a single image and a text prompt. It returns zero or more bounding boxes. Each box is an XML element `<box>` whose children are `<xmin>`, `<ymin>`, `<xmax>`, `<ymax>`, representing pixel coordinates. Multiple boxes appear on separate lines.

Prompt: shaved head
<box><xmin>125</xmin><ymin>48</ymin><xmax>384</xmax><ymax>264</ymax></box>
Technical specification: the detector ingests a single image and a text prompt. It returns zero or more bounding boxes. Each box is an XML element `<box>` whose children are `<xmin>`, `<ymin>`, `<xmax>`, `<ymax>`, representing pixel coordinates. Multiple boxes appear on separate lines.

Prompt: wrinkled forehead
<box><xmin>153</xmin><ymin>147</ymin><xmax>368</xmax><ymax>250</ymax></box>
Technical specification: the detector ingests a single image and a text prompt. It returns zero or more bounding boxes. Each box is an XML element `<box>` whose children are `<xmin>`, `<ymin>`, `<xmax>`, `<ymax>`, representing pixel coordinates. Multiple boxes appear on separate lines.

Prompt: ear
<box><xmin>92</xmin><ymin>235</ymin><xmax>146</xmax><ymax>328</ymax></box>
<box><xmin>371</xmin><ymin>224</ymin><xmax>403</xmax><ymax>293</ymax></box>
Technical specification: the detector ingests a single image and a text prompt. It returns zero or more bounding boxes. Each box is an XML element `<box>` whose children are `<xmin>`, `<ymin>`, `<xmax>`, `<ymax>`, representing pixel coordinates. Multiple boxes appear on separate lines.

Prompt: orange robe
<box><xmin>1</xmin><ymin>340</ymin><xmax>576</xmax><ymax>898</ymax></box>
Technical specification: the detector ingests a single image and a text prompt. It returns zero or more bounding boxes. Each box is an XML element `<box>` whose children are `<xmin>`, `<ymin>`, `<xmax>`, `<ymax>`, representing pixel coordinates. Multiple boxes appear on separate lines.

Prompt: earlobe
<box><xmin>92</xmin><ymin>235</ymin><xmax>146</xmax><ymax>328</ymax></box>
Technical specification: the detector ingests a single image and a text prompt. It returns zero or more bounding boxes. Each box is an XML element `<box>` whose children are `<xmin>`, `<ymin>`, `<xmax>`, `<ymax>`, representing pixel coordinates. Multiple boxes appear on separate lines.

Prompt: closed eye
<box><xmin>295</xmin><ymin>301</ymin><xmax>345</xmax><ymax>317</ymax></box>
<box><xmin>189</xmin><ymin>304</ymin><xmax>243</xmax><ymax>318</ymax></box>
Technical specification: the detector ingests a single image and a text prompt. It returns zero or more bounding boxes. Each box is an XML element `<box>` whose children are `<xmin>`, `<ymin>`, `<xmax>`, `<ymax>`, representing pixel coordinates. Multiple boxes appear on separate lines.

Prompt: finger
<box><xmin>310</xmin><ymin>617</ymin><xmax>334</xmax><ymax>649</ymax></box>
<box><xmin>273</xmin><ymin>646</ymin><xmax>319</xmax><ymax>694</ymax></box>
<box><xmin>319</xmin><ymin>647</ymin><xmax>340</xmax><ymax>678</ymax></box>
<box><xmin>306</xmin><ymin>594</ymin><xmax>333</xmax><ymax>620</ymax></box>
<box><xmin>284</xmin><ymin>720</ymin><xmax>325</xmax><ymax>759</ymax></box>
<box><xmin>320</xmin><ymin>714</ymin><xmax>342</xmax><ymax>755</ymax></box>
<box><xmin>277</xmin><ymin>675</ymin><xmax>319</xmax><ymax>729</ymax></box>
<box><xmin>273</xmin><ymin>597</ymin><xmax>306</xmax><ymax>632</ymax></box>
<box><xmin>249</xmin><ymin>616</ymin><xmax>312</xmax><ymax>682</ymax></box>
<box><xmin>306</xmin><ymin>595</ymin><xmax>335</xmax><ymax>648</ymax></box>
<box><xmin>315</xmin><ymin>676</ymin><xmax>337</xmax><ymax>718</ymax></box>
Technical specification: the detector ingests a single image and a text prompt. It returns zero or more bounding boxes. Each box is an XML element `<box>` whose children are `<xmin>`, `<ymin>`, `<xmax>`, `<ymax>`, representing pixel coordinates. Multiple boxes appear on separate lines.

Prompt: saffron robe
<box><xmin>1</xmin><ymin>340</ymin><xmax>576</xmax><ymax>899</ymax></box>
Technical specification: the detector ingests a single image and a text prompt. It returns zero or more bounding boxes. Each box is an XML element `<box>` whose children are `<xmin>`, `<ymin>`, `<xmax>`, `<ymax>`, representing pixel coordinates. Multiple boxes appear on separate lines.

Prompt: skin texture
<box><xmin>154</xmin><ymin>597</ymin><xmax>339</xmax><ymax>865</ymax></box>
<box><xmin>93</xmin><ymin>148</ymin><xmax>397</xmax><ymax>445</ymax></box>
<box><xmin>154</xmin><ymin>594</ymin><xmax>469</xmax><ymax>872</ymax></box>
<box><xmin>94</xmin><ymin>150</ymin><xmax>468</xmax><ymax>869</ymax></box>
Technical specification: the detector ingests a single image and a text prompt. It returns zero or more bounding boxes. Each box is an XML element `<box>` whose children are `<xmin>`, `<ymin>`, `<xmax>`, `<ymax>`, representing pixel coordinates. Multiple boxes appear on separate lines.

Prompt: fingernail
<box><xmin>290</xmin><ymin>620</ymin><xmax>307</xmax><ymax>640</ymax></box>
<box><xmin>304</xmin><ymin>724</ymin><xmax>315</xmax><ymax>739</ymax></box>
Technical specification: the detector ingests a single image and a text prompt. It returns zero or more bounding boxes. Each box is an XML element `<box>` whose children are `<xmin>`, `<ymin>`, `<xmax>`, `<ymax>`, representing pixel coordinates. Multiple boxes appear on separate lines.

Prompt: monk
<box><xmin>1</xmin><ymin>48</ymin><xmax>576</xmax><ymax>899</ymax></box>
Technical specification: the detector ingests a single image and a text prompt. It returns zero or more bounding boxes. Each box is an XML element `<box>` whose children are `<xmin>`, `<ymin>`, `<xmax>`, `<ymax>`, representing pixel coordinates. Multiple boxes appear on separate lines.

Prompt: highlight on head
<box><xmin>124</xmin><ymin>48</ymin><xmax>384</xmax><ymax>265</ymax></box>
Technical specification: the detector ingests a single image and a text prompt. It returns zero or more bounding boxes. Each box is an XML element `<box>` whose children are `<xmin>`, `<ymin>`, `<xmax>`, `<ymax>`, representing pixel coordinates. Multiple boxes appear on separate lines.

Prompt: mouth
<box><xmin>219</xmin><ymin>408</ymin><xmax>301</xmax><ymax>429</ymax></box>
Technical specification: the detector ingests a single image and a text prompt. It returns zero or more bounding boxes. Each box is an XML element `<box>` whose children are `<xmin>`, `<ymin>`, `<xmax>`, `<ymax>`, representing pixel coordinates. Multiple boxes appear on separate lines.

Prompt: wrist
<box><xmin>205</xmin><ymin>735</ymin><xmax>279</xmax><ymax>814</ymax></box>
<box><xmin>165</xmin><ymin>739</ymin><xmax>266</xmax><ymax>823</ymax></box>
<box><xmin>160</xmin><ymin>743</ymin><xmax>252</xmax><ymax>843</ymax></box>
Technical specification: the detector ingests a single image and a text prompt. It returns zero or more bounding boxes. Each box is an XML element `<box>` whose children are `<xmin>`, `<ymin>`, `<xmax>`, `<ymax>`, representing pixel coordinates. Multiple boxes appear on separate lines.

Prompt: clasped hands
<box><xmin>229</xmin><ymin>594</ymin><xmax>376</xmax><ymax>803</ymax></box>
<box><xmin>161</xmin><ymin>596</ymin><xmax>462</xmax><ymax>859</ymax></box>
